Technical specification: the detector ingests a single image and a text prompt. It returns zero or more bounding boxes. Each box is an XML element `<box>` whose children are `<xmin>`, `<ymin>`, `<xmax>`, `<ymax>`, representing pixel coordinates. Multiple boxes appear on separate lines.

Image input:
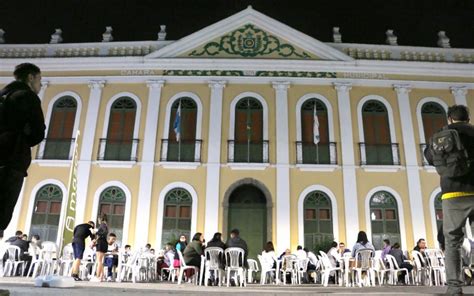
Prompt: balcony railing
<box><xmin>227</xmin><ymin>140</ymin><xmax>269</xmax><ymax>163</ymax></box>
<box><xmin>97</xmin><ymin>138</ymin><xmax>139</xmax><ymax>161</ymax></box>
<box><xmin>419</xmin><ymin>143</ymin><xmax>431</xmax><ymax>166</ymax></box>
<box><xmin>36</xmin><ymin>138</ymin><xmax>75</xmax><ymax>160</ymax></box>
<box><xmin>359</xmin><ymin>143</ymin><xmax>400</xmax><ymax>166</ymax></box>
<box><xmin>296</xmin><ymin>142</ymin><xmax>337</xmax><ymax>165</ymax></box>
<box><xmin>160</xmin><ymin>139</ymin><xmax>202</xmax><ymax>162</ymax></box>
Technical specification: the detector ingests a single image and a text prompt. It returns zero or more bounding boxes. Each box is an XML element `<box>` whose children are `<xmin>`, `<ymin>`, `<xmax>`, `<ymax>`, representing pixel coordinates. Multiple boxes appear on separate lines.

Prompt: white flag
<box><xmin>313</xmin><ymin>105</ymin><xmax>320</xmax><ymax>145</ymax></box>
<box><xmin>173</xmin><ymin>102</ymin><xmax>181</xmax><ymax>142</ymax></box>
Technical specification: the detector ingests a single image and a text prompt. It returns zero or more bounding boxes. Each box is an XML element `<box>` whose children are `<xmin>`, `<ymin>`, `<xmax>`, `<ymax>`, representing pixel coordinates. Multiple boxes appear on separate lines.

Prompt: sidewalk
<box><xmin>1</xmin><ymin>277</ymin><xmax>473</xmax><ymax>295</ymax></box>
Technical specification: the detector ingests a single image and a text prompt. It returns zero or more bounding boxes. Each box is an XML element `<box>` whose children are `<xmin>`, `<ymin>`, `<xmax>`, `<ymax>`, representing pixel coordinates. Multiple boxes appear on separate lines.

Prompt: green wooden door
<box><xmin>228</xmin><ymin>185</ymin><xmax>267</xmax><ymax>260</ymax></box>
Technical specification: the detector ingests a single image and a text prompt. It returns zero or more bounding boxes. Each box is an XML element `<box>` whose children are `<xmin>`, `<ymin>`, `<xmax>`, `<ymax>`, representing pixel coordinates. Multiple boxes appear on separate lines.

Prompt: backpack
<box><xmin>429</xmin><ymin>126</ymin><xmax>471</xmax><ymax>177</ymax></box>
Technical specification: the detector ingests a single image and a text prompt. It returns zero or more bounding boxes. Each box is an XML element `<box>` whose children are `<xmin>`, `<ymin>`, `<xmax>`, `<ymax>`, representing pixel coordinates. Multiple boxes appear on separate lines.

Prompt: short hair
<box><xmin>230</xmin><ymin>229</ymin><xmax>239</xmax><ymax>236</ymax></box>
<box><xmin>108</xmin><ymin>233</ymin><xmax>116</xmax><ymax>238</ymax></box>
<box><xmin>331</xmin><ymin>241</ymin><xmax>338</xmax><ymax>248</ymax></box>
<box><xmin>392</xmin><ymin>242</ymin><xmax>400</xmax><ymax>249</ymax></box>
<box><xmin>124</xmin><ymin>245</ymin><xmax>131</xmax><ymax>249</ymax></box>
<box><xmin>297</xmin><ymin>245</ymin><xmax>302</xmax><ymax>250</ymax></box>
<box><xmin>14</xmin><ymin>63</ymin><xmax>41</xmax><ymax>82</ymax></box>
<box><xmin>339</xmin><ymin>242</ymin><xmax>345</xmax><ymax>246</ymax></box>
<box><xmin>145</xmin><ymin>243</ymin><xmax>151</xmax><ymax>248</ymax></box>
<box><xmin>15</xmin><ymin>230</ymin><xmax>23</xmax><ymax>236</ymax></box>
<box><xmin>88</xmin><ymin>221</ymin><xmax>95</xmax><ymax>228</ymax></box>
<box><xmin>383</xmin><ymin>239</ymin><xmax>390</xmax><ymax>245</ymax></box>
<box><xmin>417</xmin><ymin>238</ymin><xmax>426</xmax><ymax>244</ymax></box>
<box><xmin>32</xmin><ymin>234</ymin><xmax>40</xmax><ymax>240</ymax></box>
<box><xmin>448</xmin><ymin>105</ymin><xmax>470</xmax><ymax>122</ymax></box>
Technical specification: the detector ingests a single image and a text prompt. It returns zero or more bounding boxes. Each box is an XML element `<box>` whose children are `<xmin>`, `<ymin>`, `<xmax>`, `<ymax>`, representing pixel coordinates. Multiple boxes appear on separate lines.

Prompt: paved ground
<box><xmin>0</xmin><ymin>277</ymin><xmax>473</xmax><ymax>295</ymax></box>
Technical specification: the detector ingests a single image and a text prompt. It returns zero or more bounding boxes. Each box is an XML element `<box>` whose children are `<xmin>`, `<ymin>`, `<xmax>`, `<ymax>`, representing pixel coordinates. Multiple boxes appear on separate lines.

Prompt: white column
<box><xmin>272</xmin><ymin>81</ymin><xmax>291</xmax><ymax>254</ymax></box>
<box><xmin>204</xmin><ymin>80</ymin><xmax>226</xmax><ymax>241</ymax></box>
<box><xmin>75</xmin><ymin>80</ymin><xmax>105</xmax><ymax>223</ymax></box>
<box><xmin>450</xmin><ymin>86</ymin><xmax>468</xmax><ymax>106</ymax></box>
<box><xmin>135</xmin><ymin>80</ymin><xmax>164</xmax><ymax>247</ymax></box>
<box><xmin>38</xmin><ymin>81</ymin><xmax>49</xmax><ymax>101</ymax></box>
<box><xmin>333</xmin><ymin>82</ymin><xmax>359</xmax><ymax>247</ymax></box>
<box><xmin>394</xmin><ymin>84</ymin><xmax>426</xmax><ymax>247</ymax></box>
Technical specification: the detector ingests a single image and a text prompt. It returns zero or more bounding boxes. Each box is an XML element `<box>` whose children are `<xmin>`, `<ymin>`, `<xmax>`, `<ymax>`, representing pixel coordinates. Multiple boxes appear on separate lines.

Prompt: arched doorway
<box><xmin>223</xmin><ymin>179</ymin><xmax>272</xmax><ymax>259</ymax></box>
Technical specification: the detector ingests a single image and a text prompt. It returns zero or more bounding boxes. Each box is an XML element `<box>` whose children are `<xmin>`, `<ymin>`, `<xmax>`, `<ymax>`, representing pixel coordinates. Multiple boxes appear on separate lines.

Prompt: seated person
<box><xmin>10</xmin><ymin>234</ymin><xmax>32</xmax><ymax>276</ymax></box>
<box><xmin>225</xmin><ymin>229</ymin><xmax>248</xmax><ymax>268</ymax></box>
<box><xmin>388</xmin><ymin>243</ymin><xmax>413</xmax><ymax>284</ymax></box>
<box><xmin>261</xmin><ymin>241</ymin><xmax>277</xmax><ymax>270</ymax></box>
<box><xmin>104</xmin><ymin>233</ymin><xmax>119</xmax><ymax>282</ymax></box>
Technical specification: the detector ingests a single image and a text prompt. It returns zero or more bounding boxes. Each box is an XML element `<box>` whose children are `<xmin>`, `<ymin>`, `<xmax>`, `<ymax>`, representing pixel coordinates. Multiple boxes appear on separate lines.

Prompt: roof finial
<box><xmin>385</xmin><ymin>29</ymin><xmax>398</xmax><ymax>46</ymax></box>
<box><xmin>247</xmin><ymin>5</ymin><xmax>253</xmax><ymax>9</ymax></box>
<box><xmin>50</xmin><ymin>28</ymin><xmax>63</xmax><ymax>44</ymax></box>
<box><xmin>102</xmin><ymin>26</ymin><xmax>114</xmax><ymax>42</ymax></box>
<box><xmin>437</xmin><ymin>31</ymin><xmax>450</xmax><ymax>48</ymax></box>
<box><xmin>333</xmin><ymin>27</ymin><xmax>342</xmax><ymax>43</ymax></box>
<box><xmin>158</xmin><ymin>25</ymin><xmax>167</xmax><ymax>41</ymax></box>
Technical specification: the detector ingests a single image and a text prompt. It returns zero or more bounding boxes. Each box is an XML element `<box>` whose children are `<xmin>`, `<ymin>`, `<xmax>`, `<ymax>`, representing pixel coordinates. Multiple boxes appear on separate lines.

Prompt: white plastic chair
<box><xmin>385</xmin><ymin>254</ymin><xmax>410</xmax><ymax>285</ymax></box>
<box><xmin>258</xmin><ymin>254</ymin><xmax>276</xmax><ymax>284</ymax></box>
<box><xmin>27</xmin><ymin>243</ymin><xmax>44</xmax><ymax>278</ymax></box>
<box><xmin>177</xmin><ymin>249</ymin><xmax>199</xmax><ymax>285</ymax></box>
<box><xmin>58</xmin><ymin>243</ymin><xmax>74</xmax><ymax>276</ymax></box>
<box><xmin>3</xmin><ymin>245</ymin><xmax>26</xmax><ymax>277</ymax></box>
<box><xmin>224</xmin><ymin>247</ymin><xmax>246</xmax><ymax>287</ymax></box>
<box><xmin>295</xmin><ymin>258</ymin><xmax>309</xmax><ymax>284</ymax></box>
<box><xmin>424</xmin><ymin>249</ymin><xmax>445</xmax><ymax>286</ymax></box>
<box><xmin>40</xmin><ymin>241</ymin><xmax>59</xmax><ymax>276</ymax></box>
<box><xmin>412</xmin><ymin>250</ymin><xmax>429</xmax><ymax>285</ymax></box>
<box><xmin>372</xmin><ymin>257</ymin><xmax>388</xmax><ymax>286</ymax></box>
<box><xmin>117</xmin><ymin>250</ymin><xmax>140</xmax><ymax>282</ymax></box>
<box><xmin>318</xmin><ymin>251</ymin><xmax>342</xmax><ymax>287</ymax></box>
<box><xmin>204</xmin><ymin>247</ymin><xmax>225</xmax><ymax>286</ymax></box>
<box><xmin>280</xmin><ymin>254</ymin><xmax>297</xmax><ymax>285</ymax></box>
<box><xmin>79</xmin><ymin>247</ymin><xmax>96</xmax><ymax>280</ymax></box>
<box><xmin>351</xmin><ymin>248</ymin><xmax>375</xmax><ymax>287</ymax></box>
<box><xmin>247</xmin><ymin>259</ymin><xmax>259</xmax><ymax>283</ymax></box>
<box><xmin>159</xmin><ymin>252</ymin><xmax>177</xmax><ymax>282</ymax></box>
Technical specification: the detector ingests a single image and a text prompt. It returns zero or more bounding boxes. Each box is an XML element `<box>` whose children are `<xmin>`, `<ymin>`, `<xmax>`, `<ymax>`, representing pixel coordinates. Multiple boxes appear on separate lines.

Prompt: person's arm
<box><xmin>423</xmin><ymin>142</ymin><xmax>434</xmax><ymax>166</ymax></box>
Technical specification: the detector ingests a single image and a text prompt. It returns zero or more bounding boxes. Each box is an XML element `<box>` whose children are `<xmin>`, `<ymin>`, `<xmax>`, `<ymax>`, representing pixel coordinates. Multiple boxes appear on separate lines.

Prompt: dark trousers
<box><xmin>443</xmin><ymin>196</ymin><xmax>474</xmax><ymax>295</ymax></box>
<box><xmin>104</xmin><ymin>256</ymin><xmax>118</xmax><ymax>277</ymax></box>
<box><xmin>0</xmin><ymin>167</ymin><xmax>24</xmax><ymax>232</ymax></box>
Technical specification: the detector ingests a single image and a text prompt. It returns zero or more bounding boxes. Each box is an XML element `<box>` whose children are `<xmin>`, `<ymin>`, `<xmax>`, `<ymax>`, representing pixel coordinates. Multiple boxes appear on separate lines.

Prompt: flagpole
<box><xmin>178</xmin><ymin>99</ymin><xmax>181</xmax><ymax>162</ymax></box>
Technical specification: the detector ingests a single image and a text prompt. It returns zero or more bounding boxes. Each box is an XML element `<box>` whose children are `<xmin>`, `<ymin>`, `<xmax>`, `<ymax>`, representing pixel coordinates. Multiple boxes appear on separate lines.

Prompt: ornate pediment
<box><xmin>184</xmin><ymin>24</ymin><xmax>315</xmax><ymax>59</ymax></box>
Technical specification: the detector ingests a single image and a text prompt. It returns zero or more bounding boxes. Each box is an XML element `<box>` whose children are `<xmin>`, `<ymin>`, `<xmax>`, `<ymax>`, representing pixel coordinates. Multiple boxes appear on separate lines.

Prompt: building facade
<box><xmin>1</xmin><ymin>7</ymin><xmax>473</xmax><ymax>258</ymax></box>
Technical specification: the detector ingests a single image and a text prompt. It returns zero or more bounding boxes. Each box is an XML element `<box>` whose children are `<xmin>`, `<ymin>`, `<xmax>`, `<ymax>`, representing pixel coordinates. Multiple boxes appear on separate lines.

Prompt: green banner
<box><xmin>60</xmin><ymin>131</ymin><xmax>80</xmax><ymax>251</ymax></box>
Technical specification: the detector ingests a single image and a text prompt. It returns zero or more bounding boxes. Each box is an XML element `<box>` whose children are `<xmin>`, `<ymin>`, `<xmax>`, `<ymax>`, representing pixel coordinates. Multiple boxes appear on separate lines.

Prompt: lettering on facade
<box><xmin>342</xmin><ymin>72</ymin><xmax>386</xmax><ymax>79</ymax></box>
<box><xmin>120</xmin><ymin>70</ymin><xmax>156</xmax><ymax>76</ymax></box>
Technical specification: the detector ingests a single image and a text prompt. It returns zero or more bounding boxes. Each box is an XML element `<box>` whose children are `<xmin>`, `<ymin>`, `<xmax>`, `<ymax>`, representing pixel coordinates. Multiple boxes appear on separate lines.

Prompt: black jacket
<box><xmin>424</xmin><ymin>122</ymin><xmax>474</xmax><ymax>194</ymax></box>
<box><xmin>0</xmin><ymin>81</ymin><xmax>45</xmax><ymax>175</ymax></box>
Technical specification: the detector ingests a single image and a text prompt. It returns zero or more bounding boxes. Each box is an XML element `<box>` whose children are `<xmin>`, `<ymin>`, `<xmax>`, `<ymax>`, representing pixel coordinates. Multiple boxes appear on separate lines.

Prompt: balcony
<box><xmin>359</xmin><ymin>143</ymin><xmax>400</xmax><ymax>166</ymax></box>
<box><xmin>160</xmin><ymin>139</ymin><xmax>202</xmax><ymax>162</ymax></box>
<box><xmin>36</xmin><ymin>138</ymin><xmax>75</xmax><ymax>160</ymax></box>
<box><xmin>227</xmin><ymin>140</ymin><xmax>269</xmax><ymax>163</ymax></box>
<box><xmin>97</xmin><ymin>138</ymin><xmax>139</xmax><ymax>161</ymax></box>
<box><xmin>296</xmin><ymin>142</ymin><xmax>337</xmax><ymax>165</ymax></box>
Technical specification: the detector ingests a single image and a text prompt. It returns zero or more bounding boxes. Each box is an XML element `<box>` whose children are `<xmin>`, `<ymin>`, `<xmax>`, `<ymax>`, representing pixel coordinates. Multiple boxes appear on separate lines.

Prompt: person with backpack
<box><xmin>424</xmin><ymin>104</ymin><xmax>474</xmax><ymax>295</ymax></box>
<box><xmin>0</xmin><ymin>63</ymin><xmax>45</xmax><ymax>238</ymax></box>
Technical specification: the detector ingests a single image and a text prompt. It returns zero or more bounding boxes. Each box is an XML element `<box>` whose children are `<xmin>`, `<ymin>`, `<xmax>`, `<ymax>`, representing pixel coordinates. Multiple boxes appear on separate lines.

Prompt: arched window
<box><xmin>304</xmin><ymin>191</ymin><xmax>333</xmax><ymax>251</ymax></box>
<box><xmin>44</xmin><ymin>96</ymin><xmax>77</xmax><ymax>159</ymax></box>
<box><xmin>161</xmin><ymin>188</ymin><xmax>192</xmax><ymax>246</ymax></box>
<box><xmin>433</xmin><ymin>192</ymin><xmax>443</xmax><ymax>231</ymax></box>
<box><xmin>370</xmin><ymin>191</ymin><xmax>401</xmax><ymax>249</ymax></box>
<box><xmin>104</xmin><ymin>97</ymin><xmax>137</xmax><ymax>161</ymax></box>
<box><xmin>167</xmin><ymin>98</ymin><xmax>197</xmax><ymax>162</ymax></box>
<box><xmin>234</xmin><ymin>97</ymin><xmax>264</xmax><ymax>162</ymax></box>
<box><xmin>362</xmin><ymin>100</ymin><xmax>393</xmax><ymax>165</ymax></box>
<box><xmin>98</xmin><ymin>187</ymin><xmax>126</xmax><ymax>240</ymax></box>
<box><xmin>30</xmin><ymin>184</ymin><xmax>63</xmax><ymax>242</ymax></box>
<box><xmin>421</xmin><ymin>102</ymin><xmax>447</xmax><ymax>142</ymax></box>
<box><xmin>300</xmin><ymin>99</ymin><xmax>330</xmax><ymax>164</ymax></box>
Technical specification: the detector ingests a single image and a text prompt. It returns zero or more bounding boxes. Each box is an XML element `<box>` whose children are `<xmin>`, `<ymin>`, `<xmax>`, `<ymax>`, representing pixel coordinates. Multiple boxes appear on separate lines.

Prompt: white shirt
<box><xmin>261</xmin><ymin>251</ymin><xmax>277</xmax><ymax>269</ymax></box>
<box><xmin>296</xmin><ymin>249</ymin><xmax>307</xmax><ymax>260</ymax></box>
<box><xmin>307</xmin><ymin>251</ymin><xmax>318</xmax><ymax>266</ymax></box>
<box><xmin>328</xmin><ymin>247</ymin><xmax>341</xmax><ymax>267</ymax></box>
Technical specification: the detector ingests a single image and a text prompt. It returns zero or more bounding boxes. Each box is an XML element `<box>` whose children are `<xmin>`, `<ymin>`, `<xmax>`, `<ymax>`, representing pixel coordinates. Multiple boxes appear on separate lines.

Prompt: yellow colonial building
<box><xmin>1</xmin><ymin>7</ymin><xmax>473</xmax><ymax>258</ymax></box>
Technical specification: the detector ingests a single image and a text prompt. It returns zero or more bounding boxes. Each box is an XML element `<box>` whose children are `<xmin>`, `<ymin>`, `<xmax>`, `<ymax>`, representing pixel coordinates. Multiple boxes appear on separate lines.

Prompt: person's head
<box><xmin>447</xmin><ymin>105</ymin><xmax>470</xmax><ymax>124</ymax></box>
<box><xmin>211</xmin><ymin>232</ymin><xmax>222</xmax><ymax>243</ymax></box>
<box><xmin>331</xmin><ymin>241</ymin><xmax>338</xmax><ymax>248</ymax></box>
<box><xmin>392</xmin><ymin>242</ymin><xmax>400</xmax><ymax>249</ymax></box>
<box><xmin>356</xmin><ymin>231</ymin><xmax>369</xmax><ymax>245</ymax></box>
<box><xmin>21</xmin><ymin>234</ymin><xmax>28</xmax><ymax>240</ymax></box>
<box><xmin>264</xmin><ymin>241</ymin><xmax>275</xmax><ymax>253</ymax></box>
<box><xmin>108</xmin><ymin>233</ymin><xmax>117</xmax><ymax>244</ymax></box>
<box><xmin>179</xmin><ymin>235</ymin><xmax>187</xmax><ymax>242</ymax></box>
<box><xmin>230</xmin><ymin>229</ymin><xmax>240</xmax><ymax>238</ymax></box>
<box><xmin>98</xmin><ymin>213</ymin><xmax>108</xmax><ymax>224</ymax></box>
<box><xmin>13</xmin><ymin>63</ymin><xmax>42</xmax><ymax>94</ymax></box>
<box><xmin>165</xmin><ymin>243</ymin><xmax>173</xmax><ymax>251</ymax></box>
<box><xmin>192</xmin><ymin>232</ymin><xmax>203</xmax><ymax>243</ymax></box>
<box><xmin>303</xmin><ymin>247</ymin><xmax>309</xmax><ymax>253</ymax></box>
<box><xmin>297</xmin><ymin>245</ymin><xmax>302</xmax><ymax>250</ymax></box>
<box><xmin>284</xmin><ymin>248</ymin><xmax>291</xmax><ymax>255</ymax></box>
<box><xmin>87</xmin><ymin>221</ymin><xmax>95</xmax><ymax>228</ymax></box>
<box><xmin>150</xmin><ymin>248</ymin><xmax>155</xmax><ymax>254</ymax></box>
<box><xmin>125</xmin><ymin>245</ymin><xmax>131</xmax><ymax>251</ymax></box>
<box><xmin>15</xmin><ymin>230</ymin><xmax>23</xmax><ymax>237</ymax></box>
<box><xmin>32</xmin><ymin>234</ymin><xmax>40</xmax><ymax>243</ymax></box>
<box><xmin>383</xmin><ymin>239</ymin><xmax>390</xmax><ymax>247</ymax></box>
<box><xmin>417</xmin><ymin>238</ymin><xmax>426</xmax><ymax>249</ymax></box>
<box><xmin>145</xmin><ymin>243</ymin><xmax>151</xmax><ymax>250</ymax></box>
<box><xmin>338</xmin><ymin>242</ymin><xmax>346</xmax><ymax>250</ymax></box>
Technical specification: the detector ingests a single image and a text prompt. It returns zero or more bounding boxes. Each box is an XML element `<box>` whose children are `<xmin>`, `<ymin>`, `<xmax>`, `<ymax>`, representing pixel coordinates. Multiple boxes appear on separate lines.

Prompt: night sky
<box><xmin>1</xmin><ymin>0</ymin><xmax>473</xmax><ymax>48</ymax></box>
